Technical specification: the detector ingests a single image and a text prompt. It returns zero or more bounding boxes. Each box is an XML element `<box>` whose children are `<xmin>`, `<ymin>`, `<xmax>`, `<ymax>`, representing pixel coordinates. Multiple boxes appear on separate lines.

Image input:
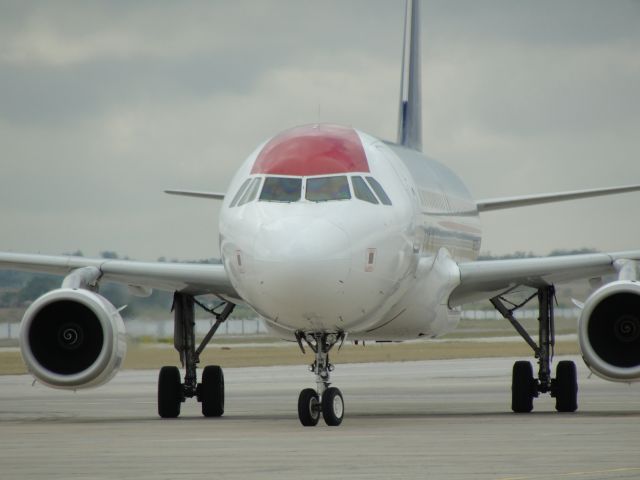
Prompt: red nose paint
<box><xmin>251</xmin><ymin>124</ymin><xmax>369</xmax><ymax>176</ymax></box>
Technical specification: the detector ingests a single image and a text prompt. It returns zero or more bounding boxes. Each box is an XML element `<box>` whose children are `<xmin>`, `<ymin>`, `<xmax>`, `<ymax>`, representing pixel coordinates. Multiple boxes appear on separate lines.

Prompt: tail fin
<box><xmin>397</xmin><ymin>0</ymin><xmax>422</xmax><ymax>152</ymax></box>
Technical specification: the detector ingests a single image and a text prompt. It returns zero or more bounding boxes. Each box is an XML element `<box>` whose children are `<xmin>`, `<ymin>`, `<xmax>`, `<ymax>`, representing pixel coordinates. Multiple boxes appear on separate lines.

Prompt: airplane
<box><xmin>2</xmin><ymin>0</ymin><xmax>640</xmax><ymax>427</ymax></box>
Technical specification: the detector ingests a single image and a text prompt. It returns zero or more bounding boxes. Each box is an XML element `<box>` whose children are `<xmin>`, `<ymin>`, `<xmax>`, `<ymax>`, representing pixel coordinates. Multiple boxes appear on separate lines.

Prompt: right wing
<box><xmin>0</xmin><ymin>252</ymin><xmax>240</xmax><ymax>301</ymax></box>
<box><xmin>164</xmin><ymin>189</ymin><xmax>225</xmax><ymax>200</ymax></box>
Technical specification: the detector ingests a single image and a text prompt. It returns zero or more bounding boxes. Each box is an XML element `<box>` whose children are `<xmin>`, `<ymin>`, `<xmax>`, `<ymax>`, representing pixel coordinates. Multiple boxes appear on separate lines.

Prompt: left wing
<box><xmin>0</xmin><ymin>252</ymin><xmax>239</xmax><ymax>301</ymax></box>
<box><xmin>476</xmin><ymin>184</ymin><xmax>640</xmax><ymax>212</ymax></box>
<box><xmin>449</xmin><ymin>250</ymin><xmax>640</xmax><ymax>306</ymax></box>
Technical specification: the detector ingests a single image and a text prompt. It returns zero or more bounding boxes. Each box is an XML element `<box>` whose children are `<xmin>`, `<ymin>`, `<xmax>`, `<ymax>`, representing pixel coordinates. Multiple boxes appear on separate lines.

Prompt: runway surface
<box><xmin>1</xmin><ymin>356</ymin><xmax>639</xmax><ymax>480</ymax></box>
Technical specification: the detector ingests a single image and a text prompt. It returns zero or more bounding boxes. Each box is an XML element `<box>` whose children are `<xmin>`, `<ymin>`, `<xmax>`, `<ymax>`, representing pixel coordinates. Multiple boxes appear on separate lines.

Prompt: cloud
<box><xmin>0</xmin><ymin>1</ymin><xmax>639</xmax><ymax>260</ymax></box>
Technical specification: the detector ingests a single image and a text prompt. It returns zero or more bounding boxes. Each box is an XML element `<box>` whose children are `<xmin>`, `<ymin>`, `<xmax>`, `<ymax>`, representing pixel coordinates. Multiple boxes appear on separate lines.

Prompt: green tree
<box><xmin>17</xmin><ymin>275</ymin><xmax>60</xmax><ymax>304</ymax></box>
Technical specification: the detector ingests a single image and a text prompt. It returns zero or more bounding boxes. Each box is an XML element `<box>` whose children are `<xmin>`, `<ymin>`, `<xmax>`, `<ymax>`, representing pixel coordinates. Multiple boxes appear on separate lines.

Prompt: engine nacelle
<box><xmin>19</xmin><ymin>288</ymin><xmax>127</xmax><ymax>389</ymax></box>
<box><xmin>578</xmin><ymin>280</ymin><xmax>640</xmax><ymax>382</ymax></box>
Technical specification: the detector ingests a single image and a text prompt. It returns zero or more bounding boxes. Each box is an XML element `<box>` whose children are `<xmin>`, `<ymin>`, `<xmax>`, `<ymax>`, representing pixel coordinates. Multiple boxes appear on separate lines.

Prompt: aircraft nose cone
<box><xmin>250</xmin><ymin>217</ymin><xmax>352</xmax><ymax>328</ymax></box>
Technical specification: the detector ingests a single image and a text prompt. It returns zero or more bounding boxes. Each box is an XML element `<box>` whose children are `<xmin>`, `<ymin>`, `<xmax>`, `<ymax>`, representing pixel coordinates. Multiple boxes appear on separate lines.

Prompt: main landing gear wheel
<box><xmin>553</xmin><ymin>360</ymin><xmax>578</xmax><ymax>413</ymax></box>
<box><xmin>494</xmin><ymin>286</ymin><xmax>581</xmax><ymax>414</ymax></box>
<box><xmin>298</xmin><ymin>388</ymin><xmax>320</xmax><ymax>426</ymax></box>
<box><xmin>158</xmin><ymin>366</ymin><xmax>182</xmax><ymax>418</ymax></box>
<box><xmin>512</xmin><ymin>361</ymin><xmax>535</xmax><ymax>413</ymax></box>
<box><xmin>321</xmin><ymin>387</ymin><xmax>344</xmax><ymax>426</ymax></box>
<box><xmin>159</xmin><ymin>293</ymin><xmax>235</xmax><ymax>419</ymax></box>
<box><xmin>201</xmin><ymin>365</ymin><xmax>225</xmax><ymax>417</ymax></box>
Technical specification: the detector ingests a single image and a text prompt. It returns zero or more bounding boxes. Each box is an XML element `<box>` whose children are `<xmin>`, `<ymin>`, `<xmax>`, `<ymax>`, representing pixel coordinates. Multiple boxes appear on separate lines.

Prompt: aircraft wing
<box><xmin>164</xmin><ymin>189</ymin><xmax>225</xmax><ymax>200</ymax></box>
<box><xmin>476</xmin><ymin>184</ymin><xmax>640</xmax><ymax>212</ymax></box>
<box><xmin>0</xmin><ymin>252</ymin><xmax>240</xmax><ymax>301</ymax></box>
<box><xmin>449</xmin><ymin>250</ymin><xmax>640</xmax><ymax>307</ymax></box>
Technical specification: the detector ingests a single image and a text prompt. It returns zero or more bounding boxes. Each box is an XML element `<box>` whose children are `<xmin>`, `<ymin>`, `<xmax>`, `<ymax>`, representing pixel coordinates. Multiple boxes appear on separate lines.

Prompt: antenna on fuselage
<box><xmin>397</xmin><ymin>0</ymin><xmax>422</xmax><ymax>152</ymax></box>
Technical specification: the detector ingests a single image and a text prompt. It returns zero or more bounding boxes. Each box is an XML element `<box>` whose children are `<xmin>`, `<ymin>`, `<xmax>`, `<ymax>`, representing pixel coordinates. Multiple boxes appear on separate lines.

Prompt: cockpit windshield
<box><xmin>351</xmin><ymin>176</ymin><xmax>378</xmax><ymax>204</ymax></box>
<box><xmin>231</xmin><ymin>174</ymin><xmax>392</xmax><ymax>207</ymax></box>
<box><xmin>365</xmin><ymin>177</ymin><xmax>392</xmax><ymax>205</ymax></box>
<box><xmin>237</xmin><ymin>177</ymin><xmax>262</xmax><ymax>206</ymax></box>
<box><xmin>305</xmin><ymin>176</ymin><xmax>351</xmax><ymax>202</ymax></box>
<box><xmin>259</xmin><ymin>177</ymin><xmax>302</xmax><ymax>203</ymax></box>
<box><xmin>229</xmin><ymin>178</ymin><xmax>252</xmax><ymax>207</ymax></box>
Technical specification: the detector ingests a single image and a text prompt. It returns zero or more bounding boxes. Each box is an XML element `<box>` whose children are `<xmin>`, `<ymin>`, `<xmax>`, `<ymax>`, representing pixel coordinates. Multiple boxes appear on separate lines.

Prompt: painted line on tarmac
<box><xmin>497</xmin><ymin>466</ymin><xmax>640</xmax><ymax>480</ymax></box>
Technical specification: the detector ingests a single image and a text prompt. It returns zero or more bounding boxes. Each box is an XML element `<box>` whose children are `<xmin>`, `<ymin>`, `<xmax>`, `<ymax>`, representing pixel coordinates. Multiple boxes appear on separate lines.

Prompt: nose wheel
<box><xmin>321</xmin><ymin>386</ymin><xmax>344</xmax><ymax>426</ymax></box>
<box><xmin>295</xmin><ymin>331</ymin><xmax>345</xmax><ymax>426</ymax></box>
<box><xmin>297</xmin><ymin>386</ymin><xmax>344</xmax><ymax>426</ymax></box>
<box><xmin>297</xmin><ymin>388</ymin><xmax>320</xmax><ymax>426</ymax></box>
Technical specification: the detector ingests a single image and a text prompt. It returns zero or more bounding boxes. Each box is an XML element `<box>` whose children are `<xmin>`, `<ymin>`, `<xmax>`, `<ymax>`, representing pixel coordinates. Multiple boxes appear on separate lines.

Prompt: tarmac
<box><xmin>1</xmin><ymin>356</ymin><xmax>639</xmax><ymax>480</ymax></box>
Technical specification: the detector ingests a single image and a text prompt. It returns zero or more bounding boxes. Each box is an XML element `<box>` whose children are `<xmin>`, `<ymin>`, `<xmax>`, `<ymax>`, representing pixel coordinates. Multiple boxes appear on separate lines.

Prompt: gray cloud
<box><xmin>0</xmin><ymin>0</ymin><xmax>639</xmax><ymax>260</ymax></box>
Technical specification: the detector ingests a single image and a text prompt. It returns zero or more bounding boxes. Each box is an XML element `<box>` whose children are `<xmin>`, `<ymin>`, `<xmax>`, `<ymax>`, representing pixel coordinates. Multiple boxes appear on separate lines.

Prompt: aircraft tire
<box><xmin>321</xmin><ymin>387</ymin><xmax>344</xmax><ymax>426</ymax></box>
<box><xmin>201</xmin><ymin>365</ymin><xmax>225</xmax><ymax>417</ymax></box>
<box><xmin>554</xmin><ymin>360</ymin><xmax>578</xmax><ymax>413</ymax></box>
<box><xmin>512</xmin><ymin>361</ymin><xmax>535</xmax><ymax>413</ymax></box>
<box><xmin>158</xmin><ymin>366</ymin><xmax>182</xmax><ymax>418</ymax></box>
<box><xmin>298</xmin><ymin>388</ymin><xmax>320</xmax><ymax>426</ymax></box>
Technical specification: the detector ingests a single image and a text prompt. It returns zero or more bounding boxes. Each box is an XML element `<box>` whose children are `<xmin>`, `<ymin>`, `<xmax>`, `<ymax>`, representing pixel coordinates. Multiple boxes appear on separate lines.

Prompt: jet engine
<box><xmin>578</xmin><ymin>280</ymin><xmax>640</xmax><ymax>382</ymax></box>
<box><xmin>19</xmin><ymin>288</ymin><xmax>127</xmax><ymax>389</ymax></box>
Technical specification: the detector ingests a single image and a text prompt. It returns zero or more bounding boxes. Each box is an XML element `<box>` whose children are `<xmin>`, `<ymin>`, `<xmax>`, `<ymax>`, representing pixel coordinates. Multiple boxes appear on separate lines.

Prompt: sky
<box><xmin>1</xmin><ymin>0</ymin><xmax>639</xmax><ymax>261</ymax></box>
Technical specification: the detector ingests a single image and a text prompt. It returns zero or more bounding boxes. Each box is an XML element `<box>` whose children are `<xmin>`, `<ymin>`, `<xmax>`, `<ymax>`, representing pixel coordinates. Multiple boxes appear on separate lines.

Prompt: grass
<box><xmin>0</xmin><ymin>315</ymin><xmax>581</xmax><ymax>375</ymax></box>
<box><xmin>0</xmin><ymin>337</ymin><xmax>579</xmax><ymax>375</ymax></box>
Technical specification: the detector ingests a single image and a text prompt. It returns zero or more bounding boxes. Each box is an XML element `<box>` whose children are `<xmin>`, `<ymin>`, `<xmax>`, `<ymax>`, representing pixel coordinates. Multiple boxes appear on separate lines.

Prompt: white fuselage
<box><xmin>219</xmin><ymin>124</ymin><xmax>481</xmax><ymax>340</ymax></box>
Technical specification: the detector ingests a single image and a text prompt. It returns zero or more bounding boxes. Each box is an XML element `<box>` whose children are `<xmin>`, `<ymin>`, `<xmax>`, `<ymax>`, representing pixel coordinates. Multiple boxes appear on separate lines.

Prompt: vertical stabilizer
<box><xmin>397</xmin><ymin>0</ymin><xmax>422</xmax><ymax>151</ymax></box>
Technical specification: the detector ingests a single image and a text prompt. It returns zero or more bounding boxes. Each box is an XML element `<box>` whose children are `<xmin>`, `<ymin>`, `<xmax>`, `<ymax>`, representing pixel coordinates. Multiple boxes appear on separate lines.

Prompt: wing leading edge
<box><xmin>449</xmin><ymin>250</ymin><xmax>640</xmax><ymax>306</ymax></box>
<box><xmin>0</xmin><ymin>252</ymin><xmax>239</xmax><ymax>301</ymax></box>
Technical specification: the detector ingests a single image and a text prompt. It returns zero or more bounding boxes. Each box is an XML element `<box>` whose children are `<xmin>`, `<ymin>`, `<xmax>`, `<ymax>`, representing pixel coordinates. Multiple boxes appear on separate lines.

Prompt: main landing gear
<box><xmin>157</xmin><ymin>292</ymin><xmax>235</xmax><ymax>418</ymax></box>
<box><xmin>295</xmin><ymin>331</ymin><xmax>346</xmax><ymax>426</ymax></box>
<box><xmin>491</xmin><ymin>285</ymin><xmax>578</xmax><ymax>413</ymax></box>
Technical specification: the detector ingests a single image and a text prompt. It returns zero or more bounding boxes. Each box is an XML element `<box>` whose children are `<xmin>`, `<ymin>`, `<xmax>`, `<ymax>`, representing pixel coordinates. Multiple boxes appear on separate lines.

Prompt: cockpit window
<box><xmin>230</xmin><ymin>178</ymin><xmax>252</xmax><ymax>207</ymax></box>
<box><xmin>237</xmin><ymin>177</ymin><xmax>262</xmax><ymax>206</ymax></box>
<box><xmin>352</xmin><ymin>176</ymin><xmax>378</xmax><ymax>204</ymax></box>
<box><xmin>365</xmin><ymin>177</ymin><xmax>392</xmax><ymax>205</ymax></box>
<box><xmin>259</xmin><ymin>177</ymin><xmax>302</xmax><ymax>202</ymax></box>
<box><xmin>305</xmin><ymin>176</ymin><xmax>351</xmax><ymax>202</ymax></box>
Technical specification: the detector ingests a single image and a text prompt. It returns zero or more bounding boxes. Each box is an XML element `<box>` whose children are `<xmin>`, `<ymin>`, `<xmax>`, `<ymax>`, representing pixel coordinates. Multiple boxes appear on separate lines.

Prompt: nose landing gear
<box><xmin>295</xmin><ymin>331</ymin><xmax>345</xmax><ymax>426</ymax></box>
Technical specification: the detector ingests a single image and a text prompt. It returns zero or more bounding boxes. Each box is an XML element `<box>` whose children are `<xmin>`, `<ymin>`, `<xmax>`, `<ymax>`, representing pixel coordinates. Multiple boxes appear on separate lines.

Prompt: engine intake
<box><xmin>578</xmin><ymin>280</ymin><xmax>640</xmax><ymax>382</ymax></box>
<box><xmin>19</xmin><ymin>288</ymin><xmax>127</xmax><ymax>389</ymax></box>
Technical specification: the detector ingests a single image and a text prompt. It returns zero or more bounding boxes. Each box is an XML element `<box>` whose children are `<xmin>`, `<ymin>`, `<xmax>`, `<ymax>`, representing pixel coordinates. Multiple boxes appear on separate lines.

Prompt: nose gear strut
<box><xmin>295</xmin><ymin>331</ymin><xmax>346</xmax><ymax>426</ymax></box>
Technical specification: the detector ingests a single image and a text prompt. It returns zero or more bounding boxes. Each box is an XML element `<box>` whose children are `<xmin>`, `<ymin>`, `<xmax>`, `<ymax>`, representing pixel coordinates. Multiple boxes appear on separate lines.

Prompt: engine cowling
<box><xmin>578</xmin><ymin>280</ymin><xmax>640</xmax><ymax>382</ymax></box>
<box><xmin>19</xmin><ymin>288</ymin><xmax>127</xmax><ymax>389</ymax></box>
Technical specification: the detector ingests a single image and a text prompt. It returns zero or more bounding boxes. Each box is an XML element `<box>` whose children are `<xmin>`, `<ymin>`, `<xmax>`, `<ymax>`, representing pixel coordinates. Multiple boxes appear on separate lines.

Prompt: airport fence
<box><xmin>0</xmin><ymin>308</ymin><xmax>581</xmax><ymax>340</ymax></box>
<box><xmin>460</xmin><ymin>307</ymin><xmax>580</xmax><ymax>321</ymax></box>
<box><xmin>0</xmin><ymin>317</ymin><xmax>269</xmax><ymax>340</ymax></box>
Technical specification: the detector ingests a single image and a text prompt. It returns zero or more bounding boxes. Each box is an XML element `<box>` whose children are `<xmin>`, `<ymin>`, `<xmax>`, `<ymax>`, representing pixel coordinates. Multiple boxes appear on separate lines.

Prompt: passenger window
<box><xmin>238</xmin><ymin>177</ymin><xmax>262</xmax><ymax>206</ymax></box>
<box><xmin>259</xmin><ymin>177</ymin><xmax>302</xmax><ymax>202</ymax></box>
<box><xmin>352</xmin><ymin>176</ymin><xmax>378</xmax><ymax>204</ymax></box>
<box><xmin>230</xmin><ymin>178</ymin><xmax>252</xmax><ymax>207</ymax></box>
<box><xmin>365</xmin><ymin>177</ymin><xmax>392</xmax><ymax>205</ymax></box>
<box><xmin>305</xmin><ymin>176</ymin><xmax>351</xmax><ymax>202</ymax></box>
